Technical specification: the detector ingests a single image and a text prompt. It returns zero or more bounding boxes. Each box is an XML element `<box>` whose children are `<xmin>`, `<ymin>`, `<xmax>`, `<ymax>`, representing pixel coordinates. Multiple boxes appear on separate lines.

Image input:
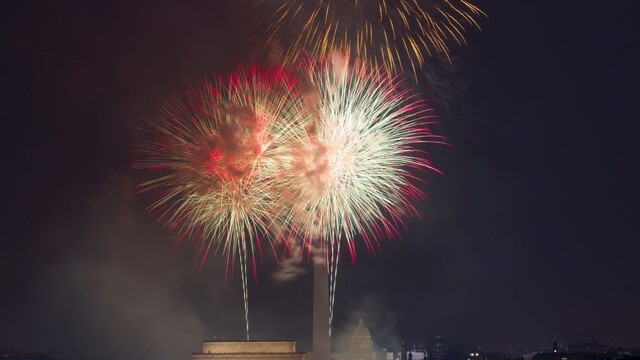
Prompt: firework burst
<box><xmin>279</xmin><ymin>54</ymin><xmax>445</xmax><ymax>324</ymax></box>
<box><xmin>133</xmin><ymin>67</ymin><xmax>307</xmax><ymax>340</ymax></box>
<box><xmin>252</xmin><ymin>0</ymin><xmax>485</xmax><ymax>78</ymax></box>
<box><xmin>285</xmin><ymin>55</ymin><xmax>443</xmax><ymax>260</ymax></box>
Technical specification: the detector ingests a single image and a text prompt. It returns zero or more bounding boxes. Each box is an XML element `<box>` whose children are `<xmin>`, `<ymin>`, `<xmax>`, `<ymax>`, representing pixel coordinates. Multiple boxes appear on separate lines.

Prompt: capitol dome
<box><xmin>349</xmin><ymin>318</ymin><xmax>374</xmax><ymax>352</ymax></box>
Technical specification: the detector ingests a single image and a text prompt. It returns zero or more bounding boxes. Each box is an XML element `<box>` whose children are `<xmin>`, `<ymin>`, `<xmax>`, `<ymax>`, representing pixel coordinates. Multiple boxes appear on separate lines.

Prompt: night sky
<box><xmin>1</xmin><ymin>1</ymin><xmax>639</xmax><ymax>360</ymax></box>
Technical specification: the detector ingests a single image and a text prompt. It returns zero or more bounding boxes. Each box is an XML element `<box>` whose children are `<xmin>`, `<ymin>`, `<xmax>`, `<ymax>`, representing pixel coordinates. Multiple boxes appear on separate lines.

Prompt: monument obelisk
<box><xmin>312</xmin><ymin>259</ymin><xmax>330</xmax><ymax>360</ymax></box>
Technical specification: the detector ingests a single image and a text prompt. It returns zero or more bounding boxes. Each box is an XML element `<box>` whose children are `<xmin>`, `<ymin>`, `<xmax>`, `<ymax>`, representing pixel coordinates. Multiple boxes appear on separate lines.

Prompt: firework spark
<box><xmin>252</xmin><ymin>0</ymin><xmax>485</xmax><ymax>78</ymax></box>
<box><xmin>133</xmin><ymin>67</ymin><xmax>307</xmax><ymax>340</ymax></box>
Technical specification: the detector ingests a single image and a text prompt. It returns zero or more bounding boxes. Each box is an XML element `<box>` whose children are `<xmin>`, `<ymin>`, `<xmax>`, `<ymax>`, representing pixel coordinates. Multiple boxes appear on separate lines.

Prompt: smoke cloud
<box><xmin>271</xmin><ymin>242</ymin><xmax>308</xmax><ymax>283</ymax></box>
<box><xmin>37</xmin><ymin>173</ymin><xmax>248</xmax><ymax>360</ymax></box>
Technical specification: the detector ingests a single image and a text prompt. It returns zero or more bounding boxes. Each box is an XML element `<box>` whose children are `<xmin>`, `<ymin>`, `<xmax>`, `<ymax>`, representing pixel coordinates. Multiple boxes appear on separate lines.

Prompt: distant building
<box><xmin>532</xmin><ymin>352</ymin><xmax>588</xmax><ymax>360</ymax></box>
<box><xmin>446</xmin><ymin>344</ymin><xmax>477</xmax><ymax>360</ymax></box>
<box><xmin>483</xmin><ymin>351</ymin><xmax>509</xmax><ymax>360</ymax></box>
<box><xmin>0</xmin><ymin>351</ymin><xmax>94</xmax><ymax>360</ymax></box>
<box><xmin>567</xmin><ymin>344</ymin><xmax>608</xmax><ymax>355</ymax></box>
<box><xmin>192</xmin><ymin>340</ymin><xmax>306</xmax><ymax>360</ymax></box>
<box><xmin>407</xmin><ymin>351</ymin><xmax>427</xmax><ymax>360</ymax></box>
<box><xmin>0</xmin><ymin>353</ymin><xmax>51</xmax><ymax>360</ymax></box>
<box><xmin>608</xmin><ymin>347</ymin><xmax>640</xmax><ymax>358</ymax></box>
<box><xmin>428</xmin><ymin>336</ymin><xmax>448</xmax><ymax>360</ymax></box>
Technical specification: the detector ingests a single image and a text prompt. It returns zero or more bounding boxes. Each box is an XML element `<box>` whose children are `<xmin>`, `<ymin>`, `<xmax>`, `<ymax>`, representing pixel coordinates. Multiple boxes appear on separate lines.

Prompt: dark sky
<box><xmin>1</xmin><ymin>1</ymin><xmax>639</xmax><ymax>359</ymax></box>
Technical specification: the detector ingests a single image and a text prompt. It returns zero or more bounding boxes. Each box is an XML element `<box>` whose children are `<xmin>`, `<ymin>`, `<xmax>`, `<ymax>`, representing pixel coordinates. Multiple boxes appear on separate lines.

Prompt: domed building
<box><xmin>333</xmin><ymin>318</ymin><xmax>379</xmax><ymax>360</ymax></box>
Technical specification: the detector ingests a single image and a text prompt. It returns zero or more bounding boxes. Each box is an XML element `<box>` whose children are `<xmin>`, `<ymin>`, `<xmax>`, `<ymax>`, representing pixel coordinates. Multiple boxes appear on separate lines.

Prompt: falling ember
<box><xmin>251</xmin><ymin>0</ymin><xmax>486</xmax><ymax>79</ymax></box>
